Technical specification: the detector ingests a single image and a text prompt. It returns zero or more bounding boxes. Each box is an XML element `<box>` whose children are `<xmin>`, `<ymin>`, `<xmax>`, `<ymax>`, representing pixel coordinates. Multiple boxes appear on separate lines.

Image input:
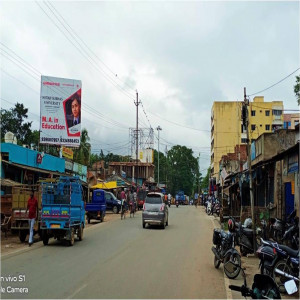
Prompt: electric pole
<box><xmin>134</xmin><ymin>91</ymin><xmax>140</xmax><ymax>187</ymax></box>
<box><xmin>156</xmin><ymin>126</ymin><xmax>162</xmax><ymax>188</ymax></box>
<box><xmin>243</xmin><ymin>87</ymin><xmax>256</xmax><ymax>251</ymax></box>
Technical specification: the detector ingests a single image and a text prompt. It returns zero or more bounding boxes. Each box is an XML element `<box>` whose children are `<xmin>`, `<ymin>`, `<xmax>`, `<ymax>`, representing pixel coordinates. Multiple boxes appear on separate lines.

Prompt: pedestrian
<box><xmin>25</xmin><ymin>189</ymin><xmax>38</xmax><ymax>246</ymax></box>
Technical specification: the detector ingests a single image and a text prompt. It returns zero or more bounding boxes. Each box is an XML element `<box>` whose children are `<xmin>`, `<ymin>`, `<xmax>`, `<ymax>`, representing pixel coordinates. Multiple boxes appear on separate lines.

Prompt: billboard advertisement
<box><xmin>40</xmin><ymin>75</ymin><xmax>82</xmax><ymax>147</ymax></box>
<box><xmin>131</xmin><ymin>149</ymin><xmax>154</xmax><ymax>163</ymax></box>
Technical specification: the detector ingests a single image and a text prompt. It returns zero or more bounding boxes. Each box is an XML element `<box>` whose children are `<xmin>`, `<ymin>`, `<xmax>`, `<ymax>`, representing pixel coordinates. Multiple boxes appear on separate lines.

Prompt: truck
<box><xmin>10</xmin><ymin>184</ymin><xmax>42</xmax><ymax>242</ymax></box>
<box><xmin>85</xmin><ymin>189</ymin><xmax>106</xmax><ymax>223</ymax></box>
<box><xmin>175</xmin><ymin>190</ymin><xmax>185</xmax><ymax>205</ymax></box>
<box><xmin>40</xmin><ymin>176</ymin><xmax>85</xmax><ymax>246</ymax></box>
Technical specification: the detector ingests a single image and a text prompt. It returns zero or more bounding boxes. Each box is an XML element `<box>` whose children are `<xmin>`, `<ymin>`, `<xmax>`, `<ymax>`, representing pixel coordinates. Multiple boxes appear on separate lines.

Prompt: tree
<box><xmin>0</xmin><ymin>103</ymin><xmax>33</xmax><ymax>144</ymax></box>
<box><xmin>166</xmin><ymin>145</ymin><xmax>198</xmax><ymax>196</ymax></box>
<box><xmin>294</xmin><ymin>75</ymin><xmax>300</xmax><ymax>105</ymax></box>
<box><xmin>201</xmin><ymin>167</ymin><xmax>210</xmax><ymax>191</ymax></box>
<box><xmin>73</xmin><ymin>128</ymin><xmax>91</xmax><ymax>165</ymax></box>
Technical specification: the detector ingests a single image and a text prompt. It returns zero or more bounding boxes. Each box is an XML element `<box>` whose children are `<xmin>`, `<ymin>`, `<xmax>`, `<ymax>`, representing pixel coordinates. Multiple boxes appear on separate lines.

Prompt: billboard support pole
<box><xmin>134</xmin><ymin>91</ymin><xmax>140</xmax><ymax>187</ymax></box>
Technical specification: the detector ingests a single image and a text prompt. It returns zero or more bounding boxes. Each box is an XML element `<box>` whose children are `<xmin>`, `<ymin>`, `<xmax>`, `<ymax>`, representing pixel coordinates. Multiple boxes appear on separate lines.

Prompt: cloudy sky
<box><xmin>1</xmin><ymin>0</ymin><xmax>299</xmax><ymax>173</ymax></box>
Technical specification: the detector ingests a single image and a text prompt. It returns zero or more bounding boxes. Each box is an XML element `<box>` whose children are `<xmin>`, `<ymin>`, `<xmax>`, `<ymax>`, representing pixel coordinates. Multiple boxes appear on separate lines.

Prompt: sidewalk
<box><xmin>208</xmin><ymin>208</ymin><xmax>299</xmax><ymax>299</ymax></box>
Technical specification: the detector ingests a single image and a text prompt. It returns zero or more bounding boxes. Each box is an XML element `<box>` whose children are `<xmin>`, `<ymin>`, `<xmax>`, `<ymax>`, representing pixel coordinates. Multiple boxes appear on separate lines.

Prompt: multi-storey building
<box><xmin>283</xmin><ymin>113</ymin><xmax>299</xmax><ymax>129</ymax></box>
<box><xmin>211</xmin><ymin>96</ymin><xmax>283</xmax><ymax>182</ymax></box>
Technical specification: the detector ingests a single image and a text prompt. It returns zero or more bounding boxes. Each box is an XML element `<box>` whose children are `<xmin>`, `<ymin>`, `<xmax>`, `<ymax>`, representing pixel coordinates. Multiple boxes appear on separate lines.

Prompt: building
<box><xmin>211</xmin><ymin>96</ymin><xmax>283</xmax><ymax>182</ymax></box>
<box><xmin>283</xmin><ymin>113</ymin><xmax>299</xmax><ymax>129</ymax></box>
<box><xmin>108</xmin><ymin>162</ymin><xmax>155</xmax><ymax>186</ymax></box>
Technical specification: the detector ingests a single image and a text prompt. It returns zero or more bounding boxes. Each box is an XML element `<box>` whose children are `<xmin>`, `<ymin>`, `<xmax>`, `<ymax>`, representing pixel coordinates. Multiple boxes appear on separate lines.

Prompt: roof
<box><xmin>0</xmin><ymin>178</ymin><xmax>24</xmax><ymax>186</ymax></box>
<box><xmin>1</xmin><ymin>159</ymin><xmax>66</xmax><ymax>177</ymax></box>
<box><xmin>91</xmin><ymin>181</ymin><xmax>117</xmax><ymax>189</ymax></box>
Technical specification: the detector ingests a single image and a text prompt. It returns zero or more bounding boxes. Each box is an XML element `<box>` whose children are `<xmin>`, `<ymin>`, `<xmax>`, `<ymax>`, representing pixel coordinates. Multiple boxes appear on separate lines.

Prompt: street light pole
<box><xmin>156</xmin><ymin>126</ymin><xmax>162</xmax><ymax>188</ymax></box>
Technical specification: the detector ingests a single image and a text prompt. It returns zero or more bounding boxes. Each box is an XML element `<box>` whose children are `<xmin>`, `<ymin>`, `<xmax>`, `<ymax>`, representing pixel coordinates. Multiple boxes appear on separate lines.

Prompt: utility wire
<box><xmin>248</xmin><ymin>67</ymin><xmax>300</xmax><ymax>96</ymax></box>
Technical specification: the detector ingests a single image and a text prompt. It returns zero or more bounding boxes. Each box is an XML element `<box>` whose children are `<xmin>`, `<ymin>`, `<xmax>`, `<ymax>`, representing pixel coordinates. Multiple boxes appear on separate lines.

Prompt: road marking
<box><xmin>67</xmin><ymin>283</ymin><xmax>87</xmax><ymax>299</ymax></box>
<box><xmin>210</xmin><ymin>217</ymin><xmax>233</xmax><ymax>300</ymax></box>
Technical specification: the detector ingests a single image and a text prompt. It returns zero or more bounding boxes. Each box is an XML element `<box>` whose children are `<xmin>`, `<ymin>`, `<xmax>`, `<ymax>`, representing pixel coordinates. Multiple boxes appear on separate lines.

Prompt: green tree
<box><xmin>73</xmin><ymin>128</ymin><xmax>91</xmax><ymax>165</ymax></box>
<box><xmin>201</xmin><ymin>167</ymin><xmax>210</xmax><ymax>191</ymax></box>
<box><xmin>0</xmin><ymin>103</ymin><xmax>33</xmax><ymax>144</ymax></box>
<box><xmin>294</xmin><ymin>75</ymin><xmax>300</xmax><ymax>105</ymax></box>
<box><xmin>166</xmin><ymin>145</ymin><xmax>198</xmax><ymax>196</ymax></box>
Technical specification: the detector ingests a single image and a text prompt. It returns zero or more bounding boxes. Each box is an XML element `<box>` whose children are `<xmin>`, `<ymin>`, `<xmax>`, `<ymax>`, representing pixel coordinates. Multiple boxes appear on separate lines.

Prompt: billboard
<box><xmin>40</xmin><ymin>75</ymin><xmax>82</xmax><ymax>147</ymax></box>
<box><xmin>131</xmin><ymin>149</ymin><xmax>154</xmax><ymax>163</ymax></box>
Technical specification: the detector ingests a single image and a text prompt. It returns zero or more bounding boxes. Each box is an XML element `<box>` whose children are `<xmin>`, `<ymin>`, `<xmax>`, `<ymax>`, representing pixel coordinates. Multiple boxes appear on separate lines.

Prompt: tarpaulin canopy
<box><xmin>91</xmin><ymin>181</ymin><xmax>117</xmax><ymax>190</ymax></box>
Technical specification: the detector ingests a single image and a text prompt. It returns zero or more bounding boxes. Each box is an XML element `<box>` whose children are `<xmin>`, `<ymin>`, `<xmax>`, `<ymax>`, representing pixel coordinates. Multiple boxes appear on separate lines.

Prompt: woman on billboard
<box><xmin>66</xmin><ymin>94</ymin><xmax>81</xmax><ymax>128</ymax></box>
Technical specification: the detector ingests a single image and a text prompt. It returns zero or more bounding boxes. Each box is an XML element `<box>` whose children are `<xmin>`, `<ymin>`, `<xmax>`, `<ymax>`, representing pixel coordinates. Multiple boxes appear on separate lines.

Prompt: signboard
<box><xmin>132</xmin><ymin>149</ymin><xmax>154</xmax><ymax>163</ymax></box>
<box><xmin>36</xmin><ymin>153</ymin><xmax>43</xmax><ymax>164</ymax></box>
<box><xmin>73</xmin><ymin>162</ymin><xmax>87</xmax><ymax>182</ymax></box>
<box><xmin>65</xmin><ymin>160</ymin><xmax>73</xmax><ymax>171</ymax></box>
<box><xmin>62</xmin><ymin>146</ymin><xmax>74</xmax><ymax>160</ymax></box>
<box><xmin>40</xmin><ymin>75</ymin><xmax>82</xmax><ymax>147</ymax></box>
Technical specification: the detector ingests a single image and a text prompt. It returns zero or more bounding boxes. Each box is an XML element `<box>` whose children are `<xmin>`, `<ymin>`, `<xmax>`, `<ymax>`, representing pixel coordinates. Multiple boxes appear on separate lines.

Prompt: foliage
<box><xmin>73</xmin><ymin>128</ymin><xmax>91</xmax><ymax>166</ymax></box>
<box><xmin>0</xmin><ymin>103</ymin><xmax>33</xmax><ymax>144</ymax></box>
<box><xmin>166</xmin><ymin>145</ymin><xmax>198</xmax><ymax>196</ymax></box>
<box><xmin>201</xmin><ymin>167</ymin><xmax>210</xmax><ymax>191</ymax></box>
<box><xmin>294</xmin><ymin>75</ymin><xmax>300</xmax><ymax>105</ymax></box>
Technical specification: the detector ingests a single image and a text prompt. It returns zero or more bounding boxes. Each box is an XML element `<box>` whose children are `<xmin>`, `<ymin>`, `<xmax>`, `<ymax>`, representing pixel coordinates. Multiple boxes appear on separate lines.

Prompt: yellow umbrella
<box><xmin>91</xmin><ymin>181</ymin><xmax>117</xmax><ymax>189</ymax></box>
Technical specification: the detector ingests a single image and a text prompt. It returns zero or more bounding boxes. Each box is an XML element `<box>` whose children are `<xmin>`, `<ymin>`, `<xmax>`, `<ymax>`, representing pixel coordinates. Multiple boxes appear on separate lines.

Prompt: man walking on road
<box><xmin>25</xmin><ymin>190</ymin><xmax>38</xmax><ymax>246</ymax></box>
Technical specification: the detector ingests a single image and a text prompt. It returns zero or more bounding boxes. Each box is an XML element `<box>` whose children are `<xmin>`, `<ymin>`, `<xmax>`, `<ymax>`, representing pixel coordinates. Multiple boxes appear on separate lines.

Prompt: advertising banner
<box><xmin>62</xmin><ymin>146</ymin><xmax>74</xmax><ymax>160</ymax></box>
<box><xmin>40</xmin><ymin>75</ymin><xmax>82</xmax><ymax>147</ymax></box>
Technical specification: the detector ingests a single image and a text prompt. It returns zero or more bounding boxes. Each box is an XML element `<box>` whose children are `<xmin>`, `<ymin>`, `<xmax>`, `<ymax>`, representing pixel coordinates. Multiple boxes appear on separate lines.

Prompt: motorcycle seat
<box><xmin>277</xmin><ymin>244</ymin><xmax>299</xmax><ymax>257</ymax></box>
<box><xmin>242</xmin><ymin>227</ymin><xmax>254</xmax><ymax>237</ymax></box>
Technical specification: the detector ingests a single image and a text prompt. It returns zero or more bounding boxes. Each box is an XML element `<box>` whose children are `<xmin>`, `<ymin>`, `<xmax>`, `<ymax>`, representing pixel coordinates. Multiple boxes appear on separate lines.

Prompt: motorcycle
<box><xmin>234</xmin><ymin>217</ymin><xmax>267</xmax><ymax>256</ymax></box>
<box><xmin>212</xmin><ymin>200</ymin><xmax>220</xmax><ymax>216</ymax></box>
<box><xmin>168</xmin><ymin>200</ymin><xmax>171</xmax><ymax>208</ymax></box>
<box><xmin>282</xmin><ymin>217</ymin><xmax>299</xmax><ymax>250</ymax></box>
<box><xmin>175</xmin><ymin>200</ymin><xmax>179</xmax><ymax>208</ymax></box>
<box><xmin>271</xmin><ymin>210</ymin><xmax>297</xmax><ymax>243</ymax></box>
<box><xmin>256</xmin><ymin>238</ymin><xmax>299</xmax><ymax>293</ymax></box>
<box><xmin>211</xmin><ymin>227</ymin><xmax>241</xmax><ymax>279</ymax></box>
<box><xmin>206</xmin><ymin>201</ymin><xmax>212</xmax><ymax>215</ymax></box>
<box><xmin>224</xmin><ymin>261</ymin><xmax>282</xmax><ymax>299</ymax></box>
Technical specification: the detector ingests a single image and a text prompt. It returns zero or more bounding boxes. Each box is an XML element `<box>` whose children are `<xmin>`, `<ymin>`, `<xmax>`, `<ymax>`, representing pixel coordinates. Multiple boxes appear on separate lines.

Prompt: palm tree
<box><xmin>74</xmin><ymin>128</ymin><xmax>91</xmax><ymax>165</ymax></box>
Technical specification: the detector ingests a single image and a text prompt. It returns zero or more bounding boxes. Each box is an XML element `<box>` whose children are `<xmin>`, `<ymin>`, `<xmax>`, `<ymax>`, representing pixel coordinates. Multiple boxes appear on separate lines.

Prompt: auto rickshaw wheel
<box><xmin>69</xmin><ymin>228</ymin><xmax>75</xmax><ymax>246</ymax></box>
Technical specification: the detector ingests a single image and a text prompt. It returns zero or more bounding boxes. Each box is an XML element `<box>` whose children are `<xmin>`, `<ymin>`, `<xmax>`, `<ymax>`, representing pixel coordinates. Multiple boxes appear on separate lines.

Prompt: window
<box><xmin>241</xmin><ymin>124</ymin><xmax>246</xmax><ymax>133</ymax></box>
<box><xmin>241</xmin><ymin>138</ymin><xmax>247</xmax><ymax>143</ymax></box>
<box><xmin>251</xmin><ymin>110</ymin><xmax>256</xmax><ymax>116</ymax></box>
<box><xmin>251</xmin><ymin>124</ymin><xmax>256</xmax><ymax>131</ymax></box>
<box><xmin>265</xmin><ymin>110</ymin><xmax>270</xmax><ymax>116</ymax></box>
<box><xmin>272</xmin><ymin>110</ymin><xmax>282</xmax><ymax>116</ymax></box>
<box><xmin>265</xmin><ymin>125</ymin><xmax>270</xmax><ymax>130</ymax></box>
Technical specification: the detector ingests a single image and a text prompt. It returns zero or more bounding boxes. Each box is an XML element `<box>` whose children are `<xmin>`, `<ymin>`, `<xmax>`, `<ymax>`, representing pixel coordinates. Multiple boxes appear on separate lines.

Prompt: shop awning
<box><xmin>91</xmin><ymin>181</ymin><xmax>117</xmax><ymax>189</ymax></box>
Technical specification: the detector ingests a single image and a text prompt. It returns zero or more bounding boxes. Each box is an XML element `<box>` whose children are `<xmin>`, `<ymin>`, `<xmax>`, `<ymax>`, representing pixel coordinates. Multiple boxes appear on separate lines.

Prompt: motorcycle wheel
<box><xmin>223</xmin><ymin>252</ymin><xmax>241</xmax><ymax>279</ymax></box>
<box><xmin>214</xmin><ymin>255</ymin><xmax>221</xmax><ymax>269</ymax></box>
<box><xmin>273</xmin><ymin>259</ymin><xmax>294</xmax><ymax>294</ymax></box>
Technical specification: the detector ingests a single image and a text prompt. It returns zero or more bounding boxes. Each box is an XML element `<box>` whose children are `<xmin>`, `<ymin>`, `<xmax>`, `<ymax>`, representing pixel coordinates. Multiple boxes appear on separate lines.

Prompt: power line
<box><xmin>248</xmin><ymin>67</ymin><xmax>300</xmax><ymax>97</ymax></box>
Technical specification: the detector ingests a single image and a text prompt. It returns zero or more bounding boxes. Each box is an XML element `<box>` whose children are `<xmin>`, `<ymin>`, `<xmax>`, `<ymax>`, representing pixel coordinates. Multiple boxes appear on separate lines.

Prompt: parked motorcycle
<box><xmin>224</xmin><ymin>261</ymin><xmax>282</xmax><ymax>299</ymax></box>
<box><xmin>282</xmin><ymin>217</ymin><xmax>299</xmax><ymax>250</ymax></box>
<box><xmin>211</xmin><ymin>224</ymin><xmax>241</xmax><ymax>279</ymax></box>
<box><xmin>271</xmin><ymin>210</ymin><xmax>297</xmax><ymax>243</ymax></box>
<box><xmin>212</xmin><ymin>200</ymin><xmax>220</xmax><ymax>216</ymax></box>
<box><xmin>206</xmin><ymin>201</ymin><xmax>212</xmax><ymax>215</ymax></box>
<box><xmin>256</xmin><ymin>238</ymin><xmax>299</xmax><ymax>294</ymax></box>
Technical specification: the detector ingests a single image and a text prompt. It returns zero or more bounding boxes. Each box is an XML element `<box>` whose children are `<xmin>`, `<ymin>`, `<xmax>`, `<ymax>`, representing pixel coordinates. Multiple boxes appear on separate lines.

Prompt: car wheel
<box><xmin>112</xmin><ymin>206</ymin><xmax>118</xmax><ymax>214</ymax></box>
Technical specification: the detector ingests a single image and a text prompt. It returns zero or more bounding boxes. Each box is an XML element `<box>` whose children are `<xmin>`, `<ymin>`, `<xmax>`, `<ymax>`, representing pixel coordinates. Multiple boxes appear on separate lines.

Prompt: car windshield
<box><xmin>145</xmin><ymin>195</ymin><xmax>162</xmax><ymax>204</ymax></box>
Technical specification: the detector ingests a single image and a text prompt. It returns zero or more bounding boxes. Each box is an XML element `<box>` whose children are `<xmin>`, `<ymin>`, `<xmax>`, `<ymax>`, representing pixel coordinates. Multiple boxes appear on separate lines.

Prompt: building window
<box><xmin>241</xmin><ymin>138</ymin><xmax>247</xmax><ymax>143</ymax></box>
<box><xmin>265</xmin><ymin>110</ymin><xmax>270</xmax><ymax>116</ymax></box>
<box><xmin>251</xmin><ymin>124</ymin><xmax>256</xmax><ymax>131</ymax></box>
<box><xmin>272</xmin><ymin>110</ymin><xmax>282</xmax><ymax>116</ymax></box>
<box><xmin>265</xmin><ymin>125</ymin><xmax>270</xmax><ymax>130</ymax></box>
<box><xmin>251</xmin><ymin>110</ymin><xmax>256</xmax><ymax>116</ymax></box>
<box><xmin>241</xmin><ymin>124</ymin><xmax>246</xmax><ymax>133</ymax></box>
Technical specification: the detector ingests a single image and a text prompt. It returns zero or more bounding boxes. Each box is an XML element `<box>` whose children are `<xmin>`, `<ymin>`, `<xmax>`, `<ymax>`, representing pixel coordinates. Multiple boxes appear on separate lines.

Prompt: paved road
<box><xmin>1</xmin><ymin>206</ymin><xmax>227</xmax><ymax>299</ymax></box>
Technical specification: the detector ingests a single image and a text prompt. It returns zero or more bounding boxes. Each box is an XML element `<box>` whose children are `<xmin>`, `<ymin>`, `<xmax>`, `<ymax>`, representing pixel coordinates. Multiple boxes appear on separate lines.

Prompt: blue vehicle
<box><xmin>176</xmin><ymin>190</ymin><xmax>185</xmax><ymax>205</ymax></box>
<box><xmin>86</xmin><ymin>189</ymin><xmax>106</xmax><ymax>223</ymax></box>
<box><xmin>40</xmin><ymin>176</ymin><xmax>85</xmax><ymax>246</ymax></box>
